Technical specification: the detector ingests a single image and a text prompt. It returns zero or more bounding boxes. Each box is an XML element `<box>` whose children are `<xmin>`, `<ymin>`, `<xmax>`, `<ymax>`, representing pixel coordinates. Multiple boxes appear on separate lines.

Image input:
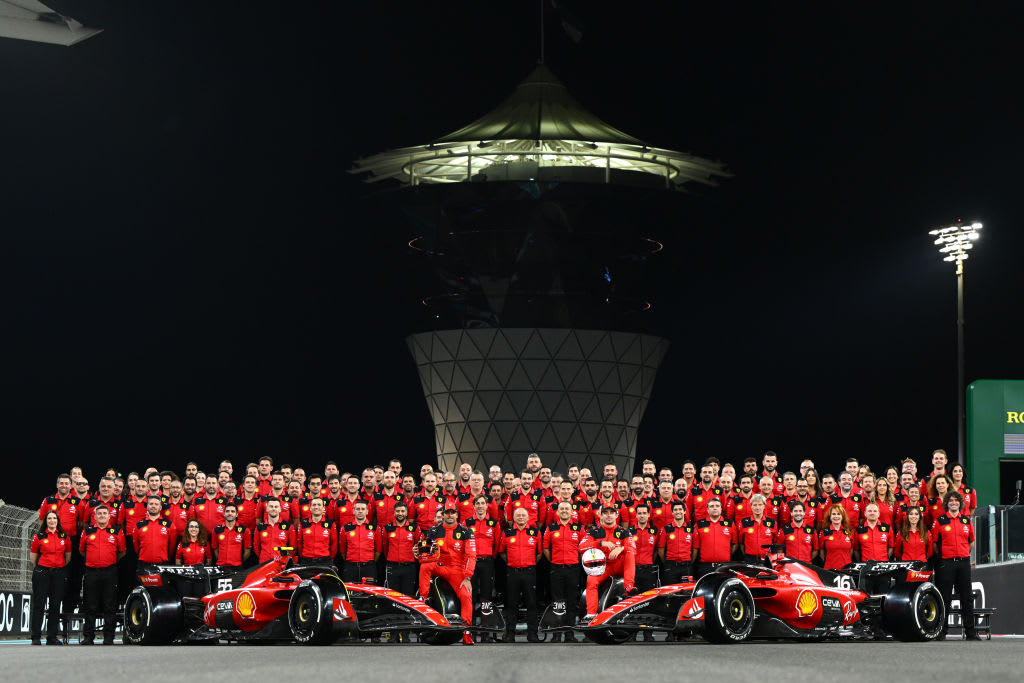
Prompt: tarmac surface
<box><xmin>1</xmin><ymin>639</ymin><xmax>1019</xmax><ymax>683</ymax></box>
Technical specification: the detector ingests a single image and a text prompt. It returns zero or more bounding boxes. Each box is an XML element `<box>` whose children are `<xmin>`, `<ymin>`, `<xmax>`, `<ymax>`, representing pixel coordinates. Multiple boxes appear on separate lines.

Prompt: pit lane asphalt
<box><xmin>2</xmin><ymin>639</ymin><xmax>1020</xmax><ymax>683</ymax></box>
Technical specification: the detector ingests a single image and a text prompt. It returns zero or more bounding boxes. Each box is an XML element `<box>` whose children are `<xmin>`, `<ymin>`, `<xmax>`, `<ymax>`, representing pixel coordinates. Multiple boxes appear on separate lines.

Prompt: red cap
<box><xmin>443</xmin><ymin>500</ymin><xmax>458</xmax><ymax>511</ymax></box>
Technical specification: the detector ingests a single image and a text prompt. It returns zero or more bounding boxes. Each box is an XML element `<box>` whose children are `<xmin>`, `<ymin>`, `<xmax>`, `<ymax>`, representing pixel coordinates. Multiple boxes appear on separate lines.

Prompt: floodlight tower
<box><xmin>353</xmin><ymin>64</ymin><xmax>729</xmax><ymax>477</ymax></box>
<box><xmin>928</xmin><ymin>220</ymin><xmax>982</xmax><ymax>463</ymax></box>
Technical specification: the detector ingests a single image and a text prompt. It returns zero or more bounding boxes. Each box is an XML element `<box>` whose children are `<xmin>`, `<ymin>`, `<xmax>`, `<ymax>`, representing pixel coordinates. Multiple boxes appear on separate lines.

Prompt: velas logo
<box><xmin>796</xmin><ymin>590</ymin><xmax>818</xmax><ymax>617</ymax></box>
<box><xmin>236</xmin><ymin>591</ymin><xmax>256</xmax><ymax>619</ymax></box>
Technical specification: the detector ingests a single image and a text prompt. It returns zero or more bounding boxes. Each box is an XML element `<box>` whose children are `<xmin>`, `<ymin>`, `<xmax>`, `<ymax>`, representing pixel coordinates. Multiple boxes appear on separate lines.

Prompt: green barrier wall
<box><xmin>966</xmin><ymin>379</ymin><xmax>1024</xmax><ymax>505</ymax></box>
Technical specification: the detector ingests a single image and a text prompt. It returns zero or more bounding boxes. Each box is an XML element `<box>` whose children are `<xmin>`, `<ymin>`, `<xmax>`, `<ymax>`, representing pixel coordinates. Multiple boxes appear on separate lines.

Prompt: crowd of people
<box><xmin>28</xmin><ymin>448</ymin><xmax>982</xmax><ymax>645</ymax></box>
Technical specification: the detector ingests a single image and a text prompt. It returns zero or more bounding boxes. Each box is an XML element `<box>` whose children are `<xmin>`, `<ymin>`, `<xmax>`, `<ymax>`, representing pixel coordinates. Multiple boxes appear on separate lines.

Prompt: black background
<box><xmin>3</xmin><ymin>3</ymin><xmax>1022</xmax><ymax>508</ymax></box>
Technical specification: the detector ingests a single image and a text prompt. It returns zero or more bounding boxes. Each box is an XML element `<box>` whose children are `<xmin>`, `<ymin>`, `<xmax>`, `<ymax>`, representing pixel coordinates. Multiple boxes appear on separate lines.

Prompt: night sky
<box><xmin>4</xmin><ymin>3</ymin><xmax>1023</xmax><ymax>508</ymax></box>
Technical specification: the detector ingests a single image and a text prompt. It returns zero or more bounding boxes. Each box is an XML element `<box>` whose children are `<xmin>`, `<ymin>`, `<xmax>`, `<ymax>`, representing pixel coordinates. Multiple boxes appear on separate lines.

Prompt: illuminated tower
<box><xmin>353</xmin><ymin>65</ymin><xmax>727</xmax><ymax>477</ymax></box>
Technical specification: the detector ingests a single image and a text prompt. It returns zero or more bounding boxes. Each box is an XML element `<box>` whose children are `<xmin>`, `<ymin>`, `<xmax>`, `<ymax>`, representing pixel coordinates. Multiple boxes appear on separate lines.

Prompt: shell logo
<box><xmin>669</xmin><ymin>534</ymin><xmax>676</xmax><ymax>539</ymax></box>
<box><xmin>788</xmin><ymin>535</ymin><xmax>795</xmax><ymax>541</ymax></box>
<box><xmin>554</xmin><ymin>532</ymin><xmax>560</xmax><ymax>538</ymax></box>
<box><xmin>261</xmin><ymin>531</ymin><xmax>268</xmax><ymax>537</ymax></box>
<box><xmin>796</xmin><ymin>590</ymin><xmax>818</xmax><ymax>617</ymax></box>
<box><xmin>90</xmin><ymin>535</ymin><xmax>96</xmax><ymax>540</ymax></box>
<box><xmin>696</xmin><ymin>496</ymin><xmax>703</xmax><ymax>503</ymax></box>
<box><xmin>509</xmin><ymin>537</ymin><xmax>516</xmax><ymax>543</ymax></box>
<box><xmin>219</xmin><ymin>535</ymin><xmax>225</xmax><ymax>540</ymax></box>
<box><xmin>945</xmin><ymin>526</ymin><xmax>952</xmax><ymax>531</ymax></box>
<box><xmin>236</xmin><ymin>591</ymin><xmax>256</xmax><ymax>619</ymax></box>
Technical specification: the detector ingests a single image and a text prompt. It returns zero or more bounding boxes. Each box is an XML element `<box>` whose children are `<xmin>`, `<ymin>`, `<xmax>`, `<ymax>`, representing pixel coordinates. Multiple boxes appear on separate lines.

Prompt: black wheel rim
<box><xmin>124</xmin><ymin>596</ymin><xmax>146</xmax><ymax>639</ymax></box>
<box><xmin>291</xmin><ymin>593</ymin><xmax>317</xmax><ymax>637</ymax></box>
<box><xmin>721</xmin><ymin>590</ymin><xmax>752</xmax><ymax>634</ymax></box>
<box><xmin>918</xmin><ymin>592</ymin><xmax>942</xmax><ymax>634</ymax></box>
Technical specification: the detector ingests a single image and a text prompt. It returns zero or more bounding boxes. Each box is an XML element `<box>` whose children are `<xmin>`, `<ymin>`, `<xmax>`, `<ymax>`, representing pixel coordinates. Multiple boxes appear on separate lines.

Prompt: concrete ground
<box><xmin>1</xmin><ymin>639</ymin><xmax>1019</xmax><ymax>683</ymax></box>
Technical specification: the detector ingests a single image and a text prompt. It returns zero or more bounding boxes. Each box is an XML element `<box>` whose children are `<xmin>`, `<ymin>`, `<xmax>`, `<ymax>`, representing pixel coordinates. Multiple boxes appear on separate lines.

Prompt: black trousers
<box><xmin>30</xmin><ymin>565</ymin><xmax>67</xmax><ymax>641</ymax></box>
<box><xmin>386</xmin><ymin>561</ymin><xmax>417</xmax><ymax>597</ymax></box>
<box><xmin>342</xmin><ymin>561</ymin><xmax>377</xmax><ymax>584</ymax></box>
<box><xmin>472</xmin><ymin>557</ymin><xmax>495</xmax><ymax>604</ymax></box>
<box><xmin>635</xmin><ymin>564</ymin><xmax>659</xmax><ymax>592</ymax></box>
<box><xmin>662</xmin><ymin>560</ymin><xmax>691</xmax><ymax>585</ymax></box>
<box><xmin>505</xmin><ymin>566</ymin><xmax>538</xmax><ymax>634</ymax></box>
<box><xmin>66</xmin><ymin>539</ymin><xmax>83</xmax><ymax>612</ymax></box>
<box><xmin>549</xmin><ymin>563</ymin><xmax>580</xmax><ymax>621</ymax></box>
<box><xmin>82</xmin><ymin>565</ymin><xmax>118</xmax><ymax>642</ymax></box>
<box><xmin>935</xmin><ymin>557</ymin><xmax>976</xmax><ymax>636</ymax></box>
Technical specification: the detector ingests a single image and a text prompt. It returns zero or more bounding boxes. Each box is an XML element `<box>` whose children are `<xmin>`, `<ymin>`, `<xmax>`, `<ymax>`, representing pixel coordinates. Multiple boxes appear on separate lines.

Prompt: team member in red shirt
<box><xmin>212</xmin><ymin>502</ymin><xmax>251</xmax><ymax>568</ymax></box>
<box><xmin>161</xmin><ymin>479</ymin><xmax>191</xmax><ymax>544</ymax></box>
<box><xmin>465</xmin><ymin>494</ymin><xmax>501</xmax><ymax>640</ymax></box>
<box><xmin>693</xmin><ymin>498</ymin><xmax>735</xmax><ymax>577</ymax></box>
<box><xmin>658</xmin><ymin>501</ymin><xmax>695</xmax><ymax>584</ymax></box>
<box><xmin>782</xmin><ymin>479</ymin><xmax>821</xmax><ymax>529</ymax></box>
<box><xmin>457</xmin><ymin>472</ymin><xmax>487</xmax><ymax>523</ymax></box>
<box><xmin>579</xmin><ymin>506</ymin><xmax>637</xmax><ymax>621</ymax></box>
<box><xmin>629</xmin><ymin>503</ymin><xmax>659</xmax><ymax>642</ymax></box>
<box><xmin>254</xmin><ymin>499</ymin><xmax>296</xmax><ymax>564</ymax></box>
<box><xmin>729</xmin><ymin>475</ymin><xmax>756</xmax><ymax>522</ymax></box>
<box><xmin>79</xmin><ymin>505</ymin><xmax>125</xmax><ymax>645</ymax></box>
<box><xmin>544</xmin><ymin>500</ymin><xmax>583</xmax><ymax>643</ymax></box>
<box><xmin>418</xmin><ymin>501</ymin><xmax>476</xmax><ymax>645</ymax></box>
<box><xmin>897</xmin><ymin>484</ymin><xmax>927</xmax><ymax>527</ymax></box>
<box><xmin>499</xmin><ymin>507</ymin><xmax>541</xmax><ymax>642</ymax></box>
<box><xmin>868</xmin><ymin>477</ymin><xmax>897</xmax><ymax>526</ymax></box>
<box><xmin>257</xmin><ymin>471</ymin><xmax>296</xmax><ymax>524</ymax></box>
<box><xmin>894</xmin><ymin>506</ymin><xmax>931</xmax><ymax>561</ymax></box>
<box><xmin>298</xmin><ymin>497</ymin><xmax>336</xmax><ymax>564</ymax></box>
<box><xmin>412</xmin><ymin>473</ymin><xmax>445</xmax><ymax>529</ymax></box>
<box><xmin>925</xmin><ymin>475</ymin><xmax>955</xmax><ymax>526</ymax></box>
<box><xmin>190</xmin><ymin>478</ymin><xmax>227</xmax><ymax>532</ymax></box>
<box><xmin>688</xmin><ymin>465</ymin><xmax>726</xmax><ymax>523</ymax></box>
<box><xmin>29</xmin><ymin>511</ymin><xmax>71</xmax><ymax>645</ymax></box>
<box><xmin>255</xmin><ymin>456</ymin><xmax>274</xmax><ymax>496</ymax></box>
<box><xmin>338</xmin><ymin>500</ymin><xmax>380</xmax><ymax>584</ymax></box>
<box><xmin>757</xmin><ymin>477</ymin><xmax>786</xmax><ymax>522</ymax></box>
<box><xmin>81</xmin><ymin>477</ymin><xmax>122</xmax><ymax>529</ymax></box>
<box><xmin>234</xmin><ymin>475</ymin><xmax>262</xmax><ymax>530</ymax></box>
<box><xmin>819</xmin><ymin>504</ymin><xmax>854</xmax><ymax>570</ymax></box>
<box><xmin>760</xmin><ymin>451</ymin><xmax>785</xmax><ymax>496</ymax></box>
<box><xmin>133</xmin><ymin>496</ymin><xmax>175</xmax><ymax>565</ymax></box>
<box><xmin>931</xmin><ymin>491</ymin><xmax>979</xmax><ymax>639</ymax></box>
<box><xmin>373</xmin><ymin>470</ymin><xmax>403</xmax><ymax>527</ymax></box>
<box><xmin>776</xmin><ymin>501</ymin><xmax>816</xmax><ymax>563</ymax></box>
<box><xmin>853</xmin><ymin>503</ymin><xmax>892</xmax><ymax>562</ymax></box>
<box><xmin>382</xmin><ymin>501</ymin><xmax>419</xmax><ymax>600</ymax></box>
<box><xmin>331</xmin><ymin>476</ymin><xmax>371</xmax><ymax>527</ymax></box>
<box><xmin>175</xmin><ymin>519</ymin><xmax>211</xmax><ymax>566</ymax></box>
<box><xmin>835</xmin><ymin>473</ymin><xmax>863</xmax><ymax>527</ymax></box>
<box><xmin>646</xmin><ymin>481</ymin><xmax>679</xmax><ymax>529</ymax></box>
<box><xmin>504</xmin><ymin>471</ymin><xmax>548</xmax><ymax>526</ymax></box>
<box><xmin>949</xmin><ymin>464</ymin><xmax>977</xmax><ymax>515</ymax></box>
<box><xmin>737</xmin><ymin>495</ymin><xmax>776</xmax><ymax>563</ymax></box>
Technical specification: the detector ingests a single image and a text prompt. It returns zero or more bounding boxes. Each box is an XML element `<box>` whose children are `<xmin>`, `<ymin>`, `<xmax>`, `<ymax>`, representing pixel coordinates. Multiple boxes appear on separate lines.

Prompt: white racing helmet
<box><xmin>582</xmin><ymin>548</ymin><xmax>607</xmax><ymax>576</ymax></box>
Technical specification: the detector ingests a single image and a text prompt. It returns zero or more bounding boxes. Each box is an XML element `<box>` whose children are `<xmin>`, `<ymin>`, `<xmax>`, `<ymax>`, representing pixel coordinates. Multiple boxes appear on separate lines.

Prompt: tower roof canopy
<box><xmin>352</xmin><ymin>65</ymin><xmax>729</xmax><ymax>191</ymax></box>
<box><xmin>433</xmin><ymin>64</ymin><xmax>644</xmax><ymax>146</ymax></box>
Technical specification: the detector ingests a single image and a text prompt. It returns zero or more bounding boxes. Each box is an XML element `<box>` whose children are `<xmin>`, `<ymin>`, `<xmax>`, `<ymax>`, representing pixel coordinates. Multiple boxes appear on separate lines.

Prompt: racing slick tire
<box><xmin>288</xmin><ymin>575</ymin><xmax>353</xmax><ymax>645</ymax></box>
<box><xmin>882</xmin><ymin>581</ymin><xmax>945</xmax><ymax>642</ymax></box>
<box><xmin>699</xmin><ymin>576</ymin><xmax>755</xmax><ymax>643</ymax></box>
<box><xmin>123</xmin><ymin>585</ymin><xmax>184</xmax><ymax>645</ymax></box>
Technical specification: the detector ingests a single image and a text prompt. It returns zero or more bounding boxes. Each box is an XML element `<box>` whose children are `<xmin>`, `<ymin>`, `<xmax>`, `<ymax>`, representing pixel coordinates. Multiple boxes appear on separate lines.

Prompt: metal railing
<box><xmin>974</xmin><ymin>505</ymin><xmax>1024</xmax><ymax>565</ymax></box>
<box><xmin>0</xmin><ymin>499</ymin><xmax>37</xmax><ymax>592</ymax></box>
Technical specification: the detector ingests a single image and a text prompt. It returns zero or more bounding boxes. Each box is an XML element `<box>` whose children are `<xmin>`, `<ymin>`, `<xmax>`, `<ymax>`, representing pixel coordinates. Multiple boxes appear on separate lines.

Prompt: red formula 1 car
<box><xmin>123</xmin><ymin>555</ymin><xmax>474</xmax><ymax>645</ymax></box>
<box><xmin>541</xmin><ymin>547</ymin><xmax>946</xmax><ymax>644</ymax></box>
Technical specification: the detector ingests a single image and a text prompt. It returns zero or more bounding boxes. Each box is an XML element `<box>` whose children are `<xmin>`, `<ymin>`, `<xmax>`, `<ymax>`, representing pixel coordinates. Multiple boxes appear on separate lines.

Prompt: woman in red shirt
<box><xmin>894</xmin><ymin>507</ymin><xmax>931</xmax><ymax>562</ymax></box>
<box><xmin>925</xmin><ymin>475</ymin><xmax>955</xmax><ymax>526</ymax></box>
<box><xmin>819</xmin><ymin>504</ymin><xmax>854</xmax><ymax>570</ymax></box>
<box><xmin>883</xmin><ymin>466</ymin><xmax>901</xmax><ymax>501</ymax></box>
<box><xmin>175</xmin><ymin>520</ymin><xmax>211</xmax><ymax>566</ymax></box>
<box><xmin>869</xmin><ymin>477</ymin><xmax>897</xmax><ymax>526</ymax></box>
<box><xmin>29</xmin><ymin>511</ymin><xmax>70</xmax><ymax>645</ymax></box>
<box><xmin>949</xmin><ymin>464</ymin><xmax>977</xmax><ymax>515</ymax></box>
<box><xmin>897</xmin><ymin>484</ymin><xmax>926</xmax><ymax>527</ymax></box>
